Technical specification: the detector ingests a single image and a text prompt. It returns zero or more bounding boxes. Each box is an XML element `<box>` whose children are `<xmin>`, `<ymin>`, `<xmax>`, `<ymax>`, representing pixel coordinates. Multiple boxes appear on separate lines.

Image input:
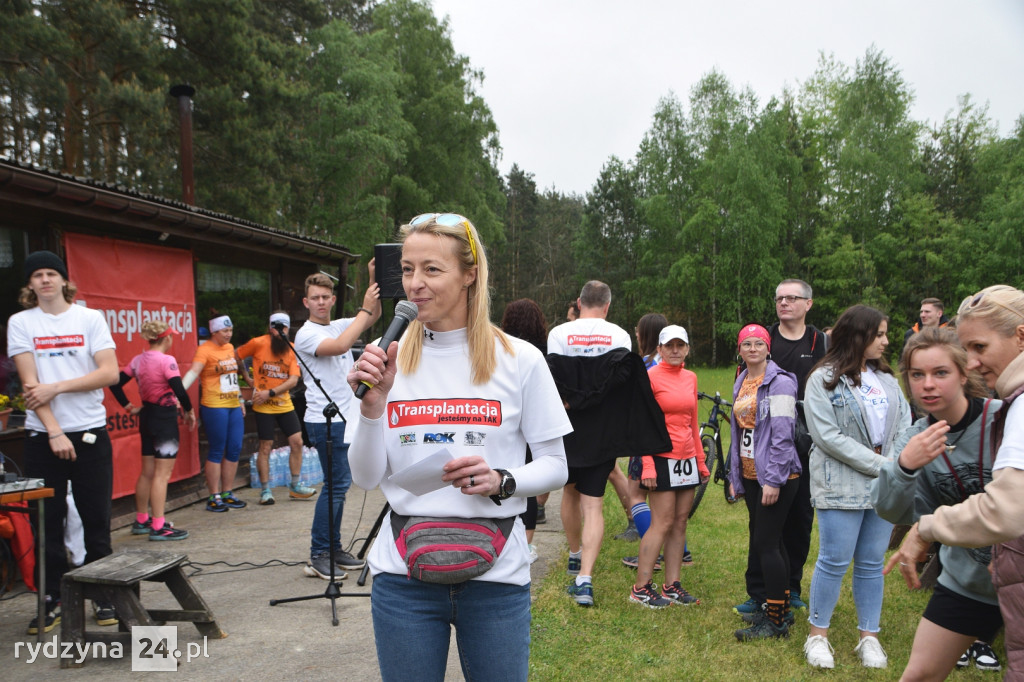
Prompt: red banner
<box><xmin>64</xmin><ymin>234</ymin><xmax>199</xmax><ymax>499</ymax></box>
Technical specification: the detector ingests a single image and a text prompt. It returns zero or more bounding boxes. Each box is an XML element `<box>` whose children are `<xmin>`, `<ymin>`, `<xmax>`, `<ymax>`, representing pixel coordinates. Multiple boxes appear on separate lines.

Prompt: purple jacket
<box><xmin>728</xmin><ymin>360</ymin><xmax>801</xmax><ymax>493</ymax></box>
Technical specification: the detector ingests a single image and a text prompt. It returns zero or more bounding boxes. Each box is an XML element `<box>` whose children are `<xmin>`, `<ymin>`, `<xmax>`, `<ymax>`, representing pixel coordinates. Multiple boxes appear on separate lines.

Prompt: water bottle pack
<box><xmin>249</xmin><ymin>446</ymin><xmax>323</xmax><ymax>488</ymax></box>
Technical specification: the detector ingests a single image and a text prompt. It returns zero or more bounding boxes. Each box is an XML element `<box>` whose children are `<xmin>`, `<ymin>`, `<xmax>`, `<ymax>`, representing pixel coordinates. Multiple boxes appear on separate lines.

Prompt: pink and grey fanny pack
<box><xmin>390</xmin><ymin>513</ymin><xmax>516</xmax><ymax>584</ymax></box>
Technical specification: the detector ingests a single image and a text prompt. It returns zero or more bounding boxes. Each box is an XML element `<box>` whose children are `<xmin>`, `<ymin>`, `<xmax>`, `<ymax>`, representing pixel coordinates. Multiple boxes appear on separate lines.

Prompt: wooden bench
<box><xmin>60</xmin><ymin>549</ymin><xmax>226</xmax><ymax>668</ymax></box>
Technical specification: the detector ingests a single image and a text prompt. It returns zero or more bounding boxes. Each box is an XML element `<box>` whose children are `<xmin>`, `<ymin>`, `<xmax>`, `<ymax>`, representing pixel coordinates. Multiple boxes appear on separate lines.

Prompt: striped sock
<box><xmin>631</xmin><ymin>502</ymin><xmax>651</xmax><ymax>537</ymax></box>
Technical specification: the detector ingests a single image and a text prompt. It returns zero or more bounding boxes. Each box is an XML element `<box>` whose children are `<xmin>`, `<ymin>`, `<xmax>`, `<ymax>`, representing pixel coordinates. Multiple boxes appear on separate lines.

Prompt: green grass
<box><xmin>529</xmin><ymin>366</ymin><xmax>1001</xmax><ymax>680</ymax></box>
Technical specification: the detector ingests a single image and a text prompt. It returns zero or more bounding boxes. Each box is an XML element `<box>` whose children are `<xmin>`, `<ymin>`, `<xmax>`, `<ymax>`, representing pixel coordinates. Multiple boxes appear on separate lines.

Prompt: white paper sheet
<box><xmin>386</xmin><ymin>448</ymin><xmax>455</xmax><ymax>496</ymax></box>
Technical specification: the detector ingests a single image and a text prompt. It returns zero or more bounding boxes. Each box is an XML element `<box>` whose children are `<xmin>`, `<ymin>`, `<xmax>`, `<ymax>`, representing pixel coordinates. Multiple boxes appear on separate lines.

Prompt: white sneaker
<box><xmin>527</xmin><ymin>544</ymin><xmax>538</xmax><ymax>564</ymax></box>
<box><xmin>804</xmin><ymin>635</ymin><xmax>835</xmax><ymax>669</ymax></box>
<box><xmin>854</xmin><ymin>635</ymin><xmax>888</xmax><ymax>668</ymax></box>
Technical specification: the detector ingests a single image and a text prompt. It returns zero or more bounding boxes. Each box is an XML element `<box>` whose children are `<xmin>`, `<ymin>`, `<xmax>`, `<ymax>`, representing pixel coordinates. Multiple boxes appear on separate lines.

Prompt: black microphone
<box><xmin>355</xmin><ymin>300</ymin><xmax>419</xmax><ymax>399</ymax></box>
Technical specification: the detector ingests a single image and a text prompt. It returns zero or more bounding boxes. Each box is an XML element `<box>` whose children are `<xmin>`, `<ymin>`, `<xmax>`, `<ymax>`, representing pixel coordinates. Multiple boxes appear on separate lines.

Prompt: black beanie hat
<box><xmin>24</xmin><ymin>250</ymin><xmax>69</xmax><ymax>282</ymax></box>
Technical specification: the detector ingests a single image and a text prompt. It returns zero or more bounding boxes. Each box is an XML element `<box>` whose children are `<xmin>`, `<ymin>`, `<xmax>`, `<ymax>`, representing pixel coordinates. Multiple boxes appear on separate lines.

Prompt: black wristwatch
<box><xmin>268</xmin><ymin>388</ymin><xmax>276</xmax><ymax>398</ymax></box>
<box><xmin>489</xmin><ymin>469</ymin><xmax>516</xmax><ymax>506</ymax></box>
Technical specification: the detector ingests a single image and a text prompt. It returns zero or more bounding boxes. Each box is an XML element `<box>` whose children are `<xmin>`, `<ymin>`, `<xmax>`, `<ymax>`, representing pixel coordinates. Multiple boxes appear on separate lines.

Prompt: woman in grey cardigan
<box><xmin>873</xmin><ymin>327</ymin><xmax>1002</xmax><ymax>678</ymax></box>
<box><xmin>802</xmin><ymin>305</ymin><xmax>912</xmax><ymax>670</ymax></box>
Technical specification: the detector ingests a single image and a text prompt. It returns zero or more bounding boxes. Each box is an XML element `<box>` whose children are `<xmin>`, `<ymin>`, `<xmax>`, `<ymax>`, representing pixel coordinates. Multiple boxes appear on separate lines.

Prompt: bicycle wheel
<box><xmin>688</xmin><ymin>435</ymin><xmax>718</xmax><ymax>519</ymax></box>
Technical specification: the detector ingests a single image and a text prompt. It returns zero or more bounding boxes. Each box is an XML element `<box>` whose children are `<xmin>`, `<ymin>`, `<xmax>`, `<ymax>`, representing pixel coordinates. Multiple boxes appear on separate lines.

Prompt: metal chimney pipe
<box><xmin>169</xmin><ymin>84</ymin><xmax>196</xmax><ymax>205</ymax></box>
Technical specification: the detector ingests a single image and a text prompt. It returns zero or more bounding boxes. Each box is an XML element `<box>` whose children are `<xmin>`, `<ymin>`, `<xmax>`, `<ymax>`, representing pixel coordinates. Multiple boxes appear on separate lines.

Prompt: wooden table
<box><xmin>0</xmin><ymin>486</ymin><xmax>54</xmax><ymax>642</ymax></box>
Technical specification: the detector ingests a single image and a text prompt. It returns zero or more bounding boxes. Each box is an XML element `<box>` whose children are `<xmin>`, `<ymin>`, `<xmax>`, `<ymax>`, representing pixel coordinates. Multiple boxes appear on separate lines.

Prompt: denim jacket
<box><xmin>804</xmin><ymin>364</ymin><xmax>911</xmax><ymax>509</ymax></box>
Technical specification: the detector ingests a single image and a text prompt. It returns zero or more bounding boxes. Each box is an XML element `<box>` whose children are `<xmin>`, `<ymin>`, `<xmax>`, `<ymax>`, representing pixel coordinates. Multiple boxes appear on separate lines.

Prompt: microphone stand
<box><xmin>268</xmin><ymin>324</ymin><xmax>371</xmax><ymax>625</ymax></box>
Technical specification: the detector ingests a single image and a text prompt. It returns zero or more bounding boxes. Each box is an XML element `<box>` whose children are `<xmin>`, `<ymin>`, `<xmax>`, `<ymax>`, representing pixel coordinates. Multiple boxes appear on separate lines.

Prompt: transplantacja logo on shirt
<box><xmin>567</xmin><ymin>334</ymin><xmax>612</xmax><ymax>346</ymax></box>
<box><xmin>387</xmin><ymin>398</ymin><xmax>502</xmax><ymax>427</ymax></box>
<box><xmin>34</xmin><ymin>335</ymin><xmax>85</xmax><ymax>349</ymax></box>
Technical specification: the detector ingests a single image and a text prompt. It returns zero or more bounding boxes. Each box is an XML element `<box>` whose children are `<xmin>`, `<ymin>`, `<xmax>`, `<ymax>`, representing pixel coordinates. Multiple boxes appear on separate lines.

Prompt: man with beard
<box><xmin>236</xmin><ymin>312</ymin><xmax>315</xmax><ymax>505</ymax></box>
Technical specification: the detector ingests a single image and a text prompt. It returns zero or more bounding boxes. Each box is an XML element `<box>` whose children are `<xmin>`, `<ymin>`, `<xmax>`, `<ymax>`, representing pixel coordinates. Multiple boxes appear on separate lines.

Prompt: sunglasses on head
<box><xmin>959</xmin><ymin>289</ymin><xmax>1024</xmax><ymax>320</ymax></box>
<box><xmin>409</xmin><ymin>213</ymin><xmax>478</xmax><ymax>264</ymax></box>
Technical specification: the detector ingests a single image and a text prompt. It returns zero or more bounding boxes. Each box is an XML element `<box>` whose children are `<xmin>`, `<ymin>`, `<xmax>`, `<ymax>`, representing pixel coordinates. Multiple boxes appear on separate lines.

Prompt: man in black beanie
<box><xmin>7</xmin><ymin>250</ymin><xmax>119</xmax><ymax>633</ymax></box>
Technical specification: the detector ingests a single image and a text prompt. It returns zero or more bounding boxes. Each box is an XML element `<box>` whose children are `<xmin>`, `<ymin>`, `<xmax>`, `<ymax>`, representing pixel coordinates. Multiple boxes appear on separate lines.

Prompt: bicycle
<box><xmin>688</xmin><ymin>391</ymin><xmax>735</xmax><ymax>519</ymax></box>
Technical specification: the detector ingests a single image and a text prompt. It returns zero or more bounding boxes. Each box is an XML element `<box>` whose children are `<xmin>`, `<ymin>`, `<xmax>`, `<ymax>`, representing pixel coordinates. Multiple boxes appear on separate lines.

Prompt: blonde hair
<box><xmin>899</xmin><ymin>326</ymin><xmax>988</xmax><ymax>411</ymax></box>
<box><xmin>396</xmin><ymin>215</ymin><xmax>512</xmax><ymax>384</ymax></box>
<box><xmin>18</xmin><ymin>280</ymin><xmax>78</xmax><ymax>308</ymax></box>
<box><xmin>141</xmin><ymin>320</ymin><xmax>172</xmax><ymax>344</ymax></box>
<box><xmin>957</xmin><ymin>285</ymin><xmax>1024</xmax><ymax>338</ymax></box>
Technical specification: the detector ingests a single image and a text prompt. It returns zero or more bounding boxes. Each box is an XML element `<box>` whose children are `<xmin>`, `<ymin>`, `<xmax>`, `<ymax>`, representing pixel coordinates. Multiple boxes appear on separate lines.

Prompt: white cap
<box><xmin>269</xmin><ymin>312</ymin><xmax>290</xmax><ymax>328</ymax></box>
<box><xmin>658</xmin><ymin>324</ymin><xmax>689</xmax><ymax>345</ymax></box>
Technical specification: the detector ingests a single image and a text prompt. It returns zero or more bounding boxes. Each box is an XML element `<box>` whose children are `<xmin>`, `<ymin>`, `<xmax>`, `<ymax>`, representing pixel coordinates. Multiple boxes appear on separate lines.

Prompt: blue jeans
<box><xmin>371</xmin><ymin>572</ymin><xmax>530</xmax><ymax>681</ymax></box>
<box><xmin>808</xmin><ymin>508</ymin><xmax>893</xmax><ymax>632</ymax></box>
<box><xmin>306</xmin><ymin>420</ymin><xmax>352</xmax><ymax>556</ymax></box>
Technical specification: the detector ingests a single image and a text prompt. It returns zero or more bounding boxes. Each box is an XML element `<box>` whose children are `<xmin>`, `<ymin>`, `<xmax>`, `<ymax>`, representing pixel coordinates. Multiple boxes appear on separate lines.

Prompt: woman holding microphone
<box><xmin>347</xmin><ymin>213</ymin><xmax>571</xmax><ymax>681</ymax></box>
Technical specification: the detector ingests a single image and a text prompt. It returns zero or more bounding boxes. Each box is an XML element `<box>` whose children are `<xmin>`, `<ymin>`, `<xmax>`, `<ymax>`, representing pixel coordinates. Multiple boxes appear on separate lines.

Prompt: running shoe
<box><xmin>131</xmin><ymin>518</ymin><xmax>152</xmax><ymax>535</ymax></box>
<box><xmin>740</xmin><ymin>602</ymin><xmax>794</xmax><ymax>625</ymax></box>
<box><xmin>681</xmin><ymin>549</ymin><xmax>694</xmax><ymax>566</ymax></box>
<box><xmin>614</xmin><ymin>521</ymin><xmax>639</xmax><ymax>542</ymax></box>
<box><xmin>567</xmin><ymin>580</ymin><xmax>594</xmax><ymax>607</ymax></box>
<box><xmin>566</xmin><ymin>555</ymin><xmax>581</xmax><ymax>575</ymax></box>
<box><xmin>854</xmin><ymin>635</ymin><xmax>888</xmax><ymax>669</ymax></box>
<box><xmin>630</xmin><ymin>581</ymin><xmax>672</xmax><ymax>609</ymax></box>
<box><xmin>288</xmin><ymin>482</ymin><xmax>316</xmax><ymax>499</ymax></box>
<box><xmin>304</xmin><ymin>552</ymin><xmax>348</xmax><ymax>581</ymax></box>
<box><xmin>206</xmin><ymin>496</ymin><xmax>228</xmax><ymax>512</ymax></box>
<box><xmin>334</xmin><ymin>550</ymin><xmax>365</xmax><ymax>570</ymax></box>
<box><xmin>259</xmin><ymin>489</ymin><xmax>275</xmax><ymax>505</ymax></box>
<box><xmin>621</xmin><ymin>554</ymin><xmax>662</xmax><ymax>571</ymax></box>
<box><xmin>535</xmin><ymin>504</ymin><xmax>547</xmax><ymax>524</ymax></box>
<box><xmin>970</xmin><ymin>641</ymin><xmax>1001</xmax><ymax>671</ymax></box>
<box><xmin>150</xmin><ymin>525</ymin><xmax>189</xmax><ymax>541</ymax></box>
<box><xmin>804</xmin><ymin>635</ymin><xmax>835</xmax><ymax>669</ymax></box>
<box><xmin>661</xmin><ymin>581</ymin><xmax>699</xmax><ymax>605</ymax></box>
<box><xmin>790</xmin><ymin>592</ymin><xmax>808</xmax><ymax>611</ymax></box>
<box><xmin>27</xmin><ymin>601</ymin><xmax>60</xmax><ymax>635</ymax></box>
<box><xmin>221</xmin><ymin>491</ymin><xmax>247</xmax><ymax>508</ymax></box>
<box><xmin>94</xmin><ymin>601</ymin><xmax>117</xmax><ymax>626</ymax></box>
<box><xmin>527</xmin><ymin>544</ymin><xmax>538</xmax><ymax>564</ymax></box>
<box><xmin>732</xmin><ymin>597</ymin><xmax>763</xmax><ymax>615</ymax></box>
<box><xmin>957</xmin><ymin>649</ymin><xmax>971</xmax><ymax>668</ymax></box>
<box><xmin>735</xmin><ymin>617</ymin><xmax>789</xmax><ymax>641</ymax></box>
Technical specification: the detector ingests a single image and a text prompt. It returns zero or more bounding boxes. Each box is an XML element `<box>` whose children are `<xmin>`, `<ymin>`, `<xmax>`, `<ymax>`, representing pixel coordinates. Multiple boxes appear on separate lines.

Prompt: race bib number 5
<box><xmin>668</xmin><ymin>458</ymin><xmax>699</xmax><ymax>487</ymax></box>
<box><xmin>739</xmin><ymin>428</ymin><xmax>754</xmax><ymax>459</ymax></box>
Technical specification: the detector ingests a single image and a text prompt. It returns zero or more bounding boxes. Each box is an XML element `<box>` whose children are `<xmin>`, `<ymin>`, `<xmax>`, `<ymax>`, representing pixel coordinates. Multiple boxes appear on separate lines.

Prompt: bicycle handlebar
<box><xmin>697</xmin><ymin>391</ymin><xmax>733</xmax><ymax>408</ymax></box>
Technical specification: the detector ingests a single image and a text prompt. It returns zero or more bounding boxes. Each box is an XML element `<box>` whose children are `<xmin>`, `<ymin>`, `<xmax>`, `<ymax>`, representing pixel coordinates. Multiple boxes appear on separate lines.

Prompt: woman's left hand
<box><xmin>761</xmin><ymin>485</ymin><xmax>779</xmax><ymax>506</ymax></box>
<box><xmin>443</xmin><ymin>456</ymin><xmax>500</xmax><ymax>497</ymax></box>
<box><xmin>882</xmin><ymin>522</ymin><xmax>930</xmax><ymax>589</ymax></box>
<box><xmin>641</xmin><ymin>476</ymin><xmax>657</xmax><ymax>489</ymax></box>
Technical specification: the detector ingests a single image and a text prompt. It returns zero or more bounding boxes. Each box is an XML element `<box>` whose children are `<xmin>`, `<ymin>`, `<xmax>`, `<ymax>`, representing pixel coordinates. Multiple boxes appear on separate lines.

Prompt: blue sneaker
<box><xmin>790</xmin><ymin>593</ymin><xmax>808</xmax><ymax>611</ymax></box>
<box><xmin>206</xmin><ymin>496</ymin><xmax>229</xmax><ymax>513</ymax></box>
<box><xmin>221</xmin><ymin>491</ymin><xmax>247</xmax><ymax>509</ymax></box>
<box><xmin>733</xmin><ymin>597</ymin><xmax>763</xmax><ymax>615</ymax></box>
<box><xmin>567</xmin><ymin>580</ymin><xmax>594</xmax><ymax>606</ymax></box>
<box><xmin>567</xmin><ymin>555</ymin><xmax>581</xmax><ymax>575</ymax></box>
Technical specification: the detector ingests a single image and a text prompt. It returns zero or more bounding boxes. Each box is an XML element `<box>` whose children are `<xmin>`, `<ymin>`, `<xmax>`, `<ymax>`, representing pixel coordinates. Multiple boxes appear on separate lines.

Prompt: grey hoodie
<box><xmin>872</xmin><ymin>397</ymin><xmax>1002</xmax><ymax>604</ymax></box>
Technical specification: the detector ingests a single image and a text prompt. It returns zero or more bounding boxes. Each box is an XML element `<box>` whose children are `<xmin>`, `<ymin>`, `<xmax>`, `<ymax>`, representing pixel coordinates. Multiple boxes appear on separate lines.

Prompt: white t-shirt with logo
<box><xmin>354</xmin><ymin>327</ymin><xmax>571</xmax><ymax>585</ymax></box>
<box><xmin>7</xmin><ymin>303</ymin><xmax>116</xmax><ymax>432</ymax></box>
<box><xmin>293</xmin><ymin>318</ymin><xmax>356</xmax><ymax>431</ymax></box>
<box><xmin>857</xmin><ymin>367</ymin><xmax>889</xmax><ymax>447</ymax></box>
<box><xmin>547</xmin><ymin>317</ymin><xmax>632</xmax><ymax>356</ymax></box>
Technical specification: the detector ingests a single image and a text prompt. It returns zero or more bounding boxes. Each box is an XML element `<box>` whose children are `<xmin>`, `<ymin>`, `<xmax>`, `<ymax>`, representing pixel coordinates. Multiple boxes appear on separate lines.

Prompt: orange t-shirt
<box><xmin>235</xmin><ymin>335</ymin><xmax>299</xmax><ymax>414</ymax></box>
<box><xmin>192</xmin><ymin>340</ymin><xmax>240</xmax><ymax>408</ymax></box>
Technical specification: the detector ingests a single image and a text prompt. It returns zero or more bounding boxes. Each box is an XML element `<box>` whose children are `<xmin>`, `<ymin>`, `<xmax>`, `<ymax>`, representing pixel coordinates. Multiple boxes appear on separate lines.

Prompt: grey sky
<box><xmin>428</xmin><ymin>0</ymin><xmax>1024</xmax><ymax>196</ymax></box>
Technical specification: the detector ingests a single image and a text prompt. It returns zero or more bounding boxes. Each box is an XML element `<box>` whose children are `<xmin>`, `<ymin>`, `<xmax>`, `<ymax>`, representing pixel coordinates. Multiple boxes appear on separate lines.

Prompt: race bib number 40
<box><xmin>668</xmin><ymin>458</ymin><xmax>699</xmax><ymax>487</ymax></box>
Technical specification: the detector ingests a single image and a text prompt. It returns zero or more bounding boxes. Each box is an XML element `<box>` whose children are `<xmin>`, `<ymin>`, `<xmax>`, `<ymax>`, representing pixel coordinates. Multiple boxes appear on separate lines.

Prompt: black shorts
<box><xmin>139</xmin><ymin>403</ymin><xmax>180</xmax><ymax>459</ymax></box>
<box><xmin>255</xmin><ymin>410</ymin><xmax>301</xmax><ymax>441</ymax></box>
<box><xmin>922</xmin><ymin>583</ymin><xmax>1003</xmax><ymax>641</ymax></box>
<box><xmin>639</xmin><ymin>456</ymin><xmax>701</xmax><ymax>492</ymax></box>
<box><xmin>566</xmin><ymin>459</ymin><xmax>617</xmax><ymax>497</ymax></box>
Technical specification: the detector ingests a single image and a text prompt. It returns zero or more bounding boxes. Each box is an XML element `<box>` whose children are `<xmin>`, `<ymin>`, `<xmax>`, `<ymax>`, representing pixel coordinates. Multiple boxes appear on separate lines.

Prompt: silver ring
<box><xmin>470</xmin><ymin>475</ymin><xmax>475</xmax><ymax>487</ymax></box>
<box><xmin>899</xmin><ymin>562</ymin><xmax>909</xmax><ymax>567</ymax></box>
